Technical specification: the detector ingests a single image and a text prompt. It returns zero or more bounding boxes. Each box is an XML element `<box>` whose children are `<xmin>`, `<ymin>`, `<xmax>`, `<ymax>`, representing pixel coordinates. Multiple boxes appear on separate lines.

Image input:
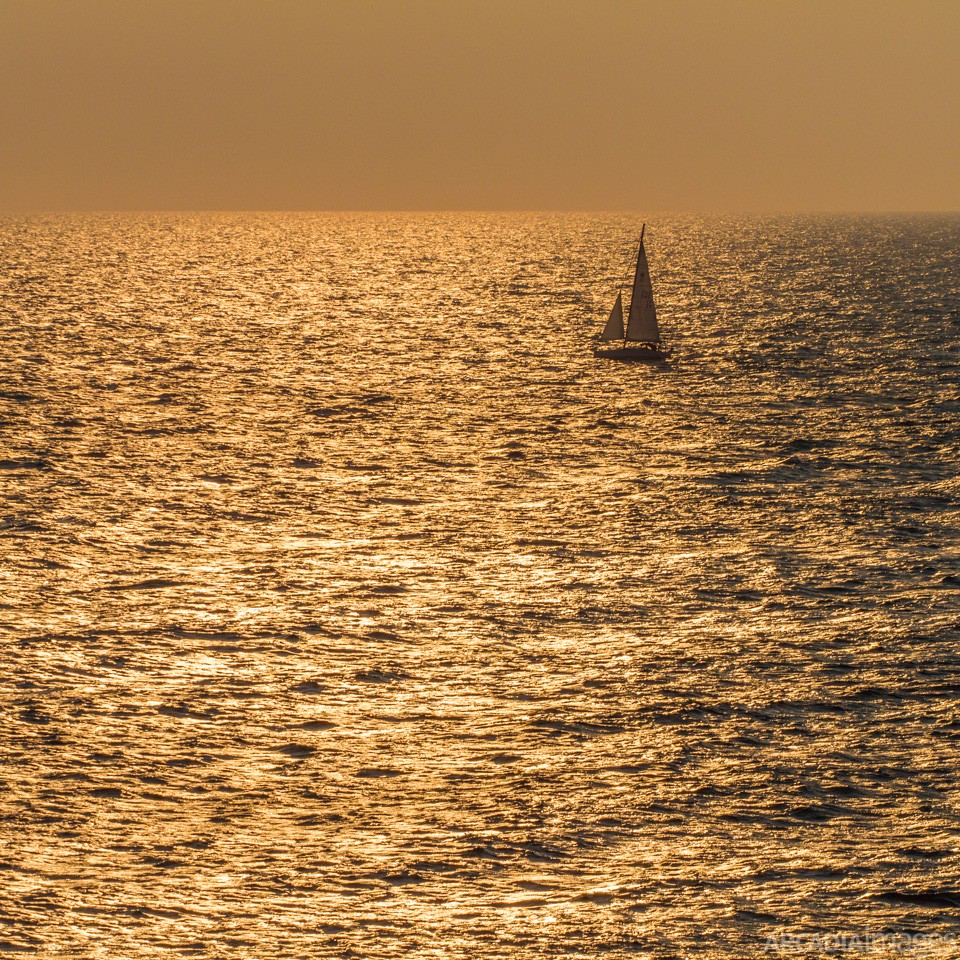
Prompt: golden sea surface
<box><xmin>2</xmin><ymin>213</ymin><xmax>960</xmax><ymax>957</ymax></box>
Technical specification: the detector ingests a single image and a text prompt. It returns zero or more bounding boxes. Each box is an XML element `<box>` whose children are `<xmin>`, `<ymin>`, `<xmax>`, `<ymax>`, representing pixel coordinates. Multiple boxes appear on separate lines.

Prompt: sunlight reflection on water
<box><xmin>2</xmin><ymin>213</ymin><xmax>959</xmax><ymax>956</ymax></box>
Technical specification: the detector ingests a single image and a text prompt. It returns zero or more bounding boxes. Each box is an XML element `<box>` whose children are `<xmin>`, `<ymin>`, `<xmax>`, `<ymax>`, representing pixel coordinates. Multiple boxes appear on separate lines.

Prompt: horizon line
<box><xmin>2</xmin><ymin>208</ymin><xmax>959</xmax><ymax>217</ymax></box>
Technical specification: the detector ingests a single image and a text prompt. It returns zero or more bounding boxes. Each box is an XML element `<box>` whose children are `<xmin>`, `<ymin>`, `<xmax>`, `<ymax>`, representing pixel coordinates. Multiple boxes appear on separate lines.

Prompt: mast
<box><xmin>623</xmin><ymin>224</ymin><xmax>645</xmax><ymax>346</ymax></box>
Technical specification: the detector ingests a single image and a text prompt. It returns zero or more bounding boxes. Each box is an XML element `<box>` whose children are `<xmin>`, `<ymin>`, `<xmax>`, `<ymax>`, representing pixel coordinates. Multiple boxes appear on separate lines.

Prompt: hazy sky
<box><xmin>2</xmin><ymin>0</ymin><xmax>959</xmax><ymax>212</ymax></box>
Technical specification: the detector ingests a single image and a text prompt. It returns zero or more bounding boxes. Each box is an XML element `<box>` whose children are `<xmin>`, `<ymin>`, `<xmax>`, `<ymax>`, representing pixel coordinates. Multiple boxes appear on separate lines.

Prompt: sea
<box><xmin>2</xmin><ymin>213</ymin><xmax>959</xmax><ymax>958</ymax></box>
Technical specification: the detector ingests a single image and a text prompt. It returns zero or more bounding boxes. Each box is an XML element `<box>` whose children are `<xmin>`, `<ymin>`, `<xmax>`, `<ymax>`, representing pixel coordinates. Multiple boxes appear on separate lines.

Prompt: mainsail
<box><xmin>626</xmin><ymin>230</ymin><xmax>659</xmax><ymax>343</ymax></box>
<box><xmin>600</xmin><ymin>291</ymin><xmax>624</xmax><ymax>341</ymax></box>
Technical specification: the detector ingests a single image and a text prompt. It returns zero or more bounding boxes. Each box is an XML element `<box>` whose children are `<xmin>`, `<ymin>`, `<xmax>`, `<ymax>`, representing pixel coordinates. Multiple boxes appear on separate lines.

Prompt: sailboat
<box><xmin>594</xmin><ymin>224</ymin><xmax>668</xmax><ymax>361</ymax></box>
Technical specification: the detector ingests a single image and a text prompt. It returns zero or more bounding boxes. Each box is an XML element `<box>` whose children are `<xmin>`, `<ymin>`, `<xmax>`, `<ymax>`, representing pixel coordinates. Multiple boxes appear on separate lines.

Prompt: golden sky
<box><xmin>2</xmin><ymin>0</ymin><xmax>958</xmax><ymax>212</ymax></box>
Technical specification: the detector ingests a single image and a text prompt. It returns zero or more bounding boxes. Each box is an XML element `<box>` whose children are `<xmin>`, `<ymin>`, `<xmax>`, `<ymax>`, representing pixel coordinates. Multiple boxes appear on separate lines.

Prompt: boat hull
<box><xmin>593</xmin><ymin>345</ymin><xmax>669</xmax><ymax>362</ymax></box>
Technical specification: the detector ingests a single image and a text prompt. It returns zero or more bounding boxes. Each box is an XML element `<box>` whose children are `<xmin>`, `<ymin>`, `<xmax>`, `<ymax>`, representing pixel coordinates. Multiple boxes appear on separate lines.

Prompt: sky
<box><xmin>2</xmin><ymin>0</ymin><xmax>959</xmax><ymax>212</ymax></box>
